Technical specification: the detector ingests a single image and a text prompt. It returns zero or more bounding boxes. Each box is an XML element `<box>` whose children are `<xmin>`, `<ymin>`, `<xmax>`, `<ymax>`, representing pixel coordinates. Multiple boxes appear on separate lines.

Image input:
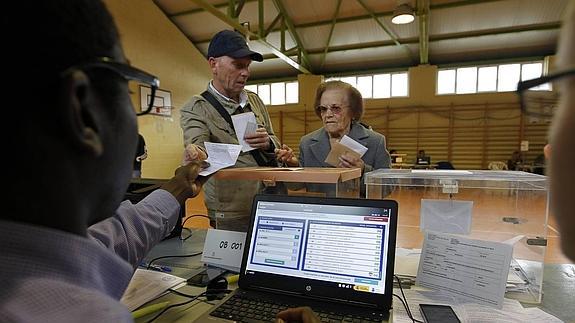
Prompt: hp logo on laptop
<box><xmin>306</xmin><ymin>285</ymin><xmax>311</xmax><ymax>291</ymax></box>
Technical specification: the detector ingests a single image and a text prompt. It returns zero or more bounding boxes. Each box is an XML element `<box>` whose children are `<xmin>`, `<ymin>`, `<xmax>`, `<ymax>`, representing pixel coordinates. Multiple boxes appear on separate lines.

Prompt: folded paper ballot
<box><xmin>199</xmin><ymin>142</ymin><xmax>242</xmax><ymax>176</ymax></box>
<box><xmin>324</xmin><ymin>135</ymin><xmax>368</xmax><ymax>167</ymax></box>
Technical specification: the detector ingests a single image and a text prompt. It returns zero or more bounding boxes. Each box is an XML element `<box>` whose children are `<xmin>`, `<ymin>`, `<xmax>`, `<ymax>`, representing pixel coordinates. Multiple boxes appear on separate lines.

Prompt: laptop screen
<box><xmin>239</xmin><ymin>194</ymin><xmax>398</xmax><ymax>310</ymax></box>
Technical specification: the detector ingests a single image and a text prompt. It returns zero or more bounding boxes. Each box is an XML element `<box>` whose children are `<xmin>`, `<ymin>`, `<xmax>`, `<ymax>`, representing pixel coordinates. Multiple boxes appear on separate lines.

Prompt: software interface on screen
<box><xmin>245</xmin><ymin>201</ymin><xmax>393</xmax><ymax>295</ymax></box>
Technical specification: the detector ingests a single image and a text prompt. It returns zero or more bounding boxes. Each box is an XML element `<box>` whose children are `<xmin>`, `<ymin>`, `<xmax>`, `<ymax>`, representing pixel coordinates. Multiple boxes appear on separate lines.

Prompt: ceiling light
<box><xmin>392</xmin><ymin>3</ymin><xmax>415</xmax><ymax>24</ymax></box>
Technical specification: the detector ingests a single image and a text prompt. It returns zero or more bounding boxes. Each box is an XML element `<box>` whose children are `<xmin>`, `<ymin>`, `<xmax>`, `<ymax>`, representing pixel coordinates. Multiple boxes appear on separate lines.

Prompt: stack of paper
<box><xmin>121</xmin><ymin>269</ymin><xmax>186</xmax><ymax>311</ymax></box>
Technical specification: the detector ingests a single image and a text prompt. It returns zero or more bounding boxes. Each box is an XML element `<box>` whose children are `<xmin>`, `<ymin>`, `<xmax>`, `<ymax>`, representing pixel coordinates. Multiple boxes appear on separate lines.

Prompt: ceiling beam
<box><xmin>170</xmin><ymin>0</ymin><xmax>258</xmax><ymax>17</ymax></box>
<box><xmin>259</xmin><ymin>21</ymin><xmax>560</xmax><ymax>58</ymax></box>
<box><xmin>264</xmin><ymin>13</ymin><xmax>282</xmax><ymax>37</ymax></box>
<box><xmin>355</xmin><ymin>0</ymin><xmax>416</xmax><ymax>62</ymax></box>
<box><xmin>171</xmin><ymin>0</ymin><xmax>505</xmax><ymax>33</ymax></box>
<box><xmin>235</xmin><ymin>0</ymin><xmax>246</xmax><ymax>17</ymax></box>
<box><xmin>188</xmin><ymin>0</ymin><xmax>310</xmax><ymax>73</ymax></box>
<box><xmin>320</xmin><ymin>0</ymin><xmax>342</xmax><ymax>68</ymax></box>
<box><xmin>418</xmin><ymin>0</ymin><xmax>430</xmax><ymax>64</ymax></box>
<box><xmin>271</xmin><ymin>0</ymin><xmax>312</xmax><ymax>71</ymax></box>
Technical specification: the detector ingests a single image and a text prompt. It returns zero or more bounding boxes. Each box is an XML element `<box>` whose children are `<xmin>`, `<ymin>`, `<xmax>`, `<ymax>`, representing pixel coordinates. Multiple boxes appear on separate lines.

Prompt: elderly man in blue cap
<box><xmin>180</xmin><ymin>30</ymin><xmax>281</xmax><ymax>232</ymax></box>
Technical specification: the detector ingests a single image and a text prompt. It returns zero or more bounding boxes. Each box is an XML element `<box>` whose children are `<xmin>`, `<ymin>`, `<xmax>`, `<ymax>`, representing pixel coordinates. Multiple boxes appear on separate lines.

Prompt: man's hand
<box><xmin>276</xmin><ymin>307</ymin><xmax>320</xmax><ymax>323</ymax></box>
<box><xmin>160</xmin><ymin>162</ymin><xmax>209</xmax><ymax>205</ymax></box>
<box><xmin>244</xmin><ymin>127</ymin><xmax>271</xmax><ymax>150</ymax></box>
<box><xmin>274</xmin><ymin>144</ymin><xmax>300</xmax><ymax>167</ymax></box>
<box><xmin>182</xmin><ymin>143</ymin><xmax>208</xmax><ymax>166</ymax></box>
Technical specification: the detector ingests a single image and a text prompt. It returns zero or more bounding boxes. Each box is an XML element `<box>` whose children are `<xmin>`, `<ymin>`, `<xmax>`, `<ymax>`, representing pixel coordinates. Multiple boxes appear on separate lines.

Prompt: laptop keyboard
<box><xmin>210</xmin><ymin>290</ymin><xmax>387</xmax><ymax>323</ymax></box>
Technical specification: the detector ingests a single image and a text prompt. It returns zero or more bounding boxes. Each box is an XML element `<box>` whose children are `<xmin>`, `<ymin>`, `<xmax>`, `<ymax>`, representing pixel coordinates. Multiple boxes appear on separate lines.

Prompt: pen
<box><xmin>149</xmin><ymin>264</ymin><xmax>172</xmax><ymax>273</ymax></box>
<box><xmin>132</xmin><ymin>301</ymin><xmax>170</xmax><ymax>319</ymax></box>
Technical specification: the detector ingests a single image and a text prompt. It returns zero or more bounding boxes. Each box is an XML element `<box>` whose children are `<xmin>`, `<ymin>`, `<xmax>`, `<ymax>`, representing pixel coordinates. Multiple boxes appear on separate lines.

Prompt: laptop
<box><xmin>417</xmin><ymin>156</ymin><xmax>431</xmax><ymax>165</ymax></box>
<box><xmin>197</xmin><ymin>194</ymin><xmax>398</xmax><ymax>322</ymax></box>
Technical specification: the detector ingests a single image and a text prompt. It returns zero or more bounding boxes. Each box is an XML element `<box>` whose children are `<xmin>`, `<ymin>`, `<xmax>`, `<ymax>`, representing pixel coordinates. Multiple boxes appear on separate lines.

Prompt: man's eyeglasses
<box><xmin>315</xmin><ymin>104</ymin><xmax>348</xmax><ymax>115</ymax></box>
<box><xmin>516</xmin><ymin>68</ymin><xmax>575</xmax><ymax>119</ymax></box>
<box><xmin>61</xmin><ymin>57</ymin><xmax>160</xmax><ymax>116</ymax></box>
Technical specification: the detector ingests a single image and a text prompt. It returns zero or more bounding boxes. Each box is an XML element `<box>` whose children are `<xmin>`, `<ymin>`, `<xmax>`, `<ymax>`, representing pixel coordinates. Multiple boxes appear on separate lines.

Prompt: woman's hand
<box><xmin>338</xmin><ymin>152</ymin><xmax>365</xmax><ymax>171</ymax></box>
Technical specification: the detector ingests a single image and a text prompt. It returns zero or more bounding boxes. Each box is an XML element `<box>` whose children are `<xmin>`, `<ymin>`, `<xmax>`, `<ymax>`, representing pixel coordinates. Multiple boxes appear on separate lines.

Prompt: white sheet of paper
<box><xmin>120</xmin><ymin>269</ymin><xmax>186</xmax><ymax>311</ymax></box>
<box><xmin>339</xmin><ymin>135</ymin><xmax>368</xmax><ymax>157</ymax></box>
<box><xmin>199</xmin><ymin>142</ymin><xmax>242</xmax><ymax>176</ymax></box>
<box><xmin>416</xmin><ymin>231</ymin><xmax>512</xmax><ymax>309</ymax></box>
<box><xmin>420</xmin><ymin>199</ymin><xmax>473</xmax><ymax>235</ymax></box>
<box><xmin>231</xmin><ymin>112</ymin><xmax>258</xmax><ymax>152</ymax></box>
<box><xmin>201</xmin><ymin>229</ymin><xmax>247</xmax><ymax>273</ymax></box>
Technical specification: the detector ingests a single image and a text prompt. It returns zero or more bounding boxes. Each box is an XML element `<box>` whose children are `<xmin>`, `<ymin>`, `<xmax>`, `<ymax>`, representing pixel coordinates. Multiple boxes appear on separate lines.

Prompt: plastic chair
<box><xmin>488</xmin><ymin>161</ymin><xmax>508</xmax><ymax>170</ymax></box>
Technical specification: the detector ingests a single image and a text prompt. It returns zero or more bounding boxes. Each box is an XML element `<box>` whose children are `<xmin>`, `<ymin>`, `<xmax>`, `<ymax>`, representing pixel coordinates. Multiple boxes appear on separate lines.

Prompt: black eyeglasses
<box><xmin>516</xmin><ymin>67</ymin><xmax>575</xmax><ymax>119</ymax></box>
<box><xmin>61</xmin><ymin>57</ymin><xmax>160</xmax><ymax>116</ymax></box>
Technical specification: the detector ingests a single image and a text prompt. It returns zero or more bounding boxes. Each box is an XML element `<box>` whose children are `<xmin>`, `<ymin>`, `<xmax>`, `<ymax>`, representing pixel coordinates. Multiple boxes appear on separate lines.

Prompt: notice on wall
<box><xmin>416</xmin><ymin>231</ymin><xmax>512</xmax><ymax>309</ymax></box>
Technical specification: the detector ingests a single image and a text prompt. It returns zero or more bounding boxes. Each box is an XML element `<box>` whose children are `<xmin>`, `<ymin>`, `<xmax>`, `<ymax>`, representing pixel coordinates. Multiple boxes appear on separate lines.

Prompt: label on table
<box><xmin>202</xmin><ymin>229</ymin><xmax>247</xmax><ymax>272</ymax></box>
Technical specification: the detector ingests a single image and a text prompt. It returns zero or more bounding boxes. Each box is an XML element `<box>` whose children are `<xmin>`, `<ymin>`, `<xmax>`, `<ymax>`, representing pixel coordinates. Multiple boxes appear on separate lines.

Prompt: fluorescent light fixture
<box><xmin>392</xmin><ymin>3</ymin><xmax>415</xmax><ymax>24</ymax></box>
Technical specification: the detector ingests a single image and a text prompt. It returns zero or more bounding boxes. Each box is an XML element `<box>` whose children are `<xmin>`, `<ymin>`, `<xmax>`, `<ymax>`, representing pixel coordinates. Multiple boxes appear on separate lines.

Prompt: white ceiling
<box><xmin>153</xmin><ymin>0</ymin><xmax>567</xmax><ymax>81</ymax></box>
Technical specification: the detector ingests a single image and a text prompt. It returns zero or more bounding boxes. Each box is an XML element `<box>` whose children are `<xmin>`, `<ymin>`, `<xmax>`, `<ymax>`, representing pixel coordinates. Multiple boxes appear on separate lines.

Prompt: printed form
<box><xmin>416</xmin><ymin>231</ymin><xmax>512</xmax><ymax>308</ymax></box>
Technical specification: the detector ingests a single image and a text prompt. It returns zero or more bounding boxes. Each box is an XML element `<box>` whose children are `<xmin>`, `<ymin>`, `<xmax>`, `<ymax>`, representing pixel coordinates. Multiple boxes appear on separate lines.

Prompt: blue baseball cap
<box><xmin>207</xmin><ymin>30</ymin><xmax>263</xmax><ymax>62</ymax></box>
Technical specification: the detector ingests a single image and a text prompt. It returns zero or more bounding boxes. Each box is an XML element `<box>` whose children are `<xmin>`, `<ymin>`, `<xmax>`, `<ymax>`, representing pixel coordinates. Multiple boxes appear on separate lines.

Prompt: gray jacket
<box><xmin>299</xmin><ymin>121</ymin><xmax>391</xmax><ymax>196</ymax></box>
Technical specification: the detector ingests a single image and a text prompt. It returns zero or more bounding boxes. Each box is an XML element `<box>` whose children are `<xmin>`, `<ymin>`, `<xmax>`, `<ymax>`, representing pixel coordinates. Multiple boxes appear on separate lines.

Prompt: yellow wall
<box><xmin>105</xmin><ymin>0</ymin><xmax>212</xmax><ymax>178</ymax></box>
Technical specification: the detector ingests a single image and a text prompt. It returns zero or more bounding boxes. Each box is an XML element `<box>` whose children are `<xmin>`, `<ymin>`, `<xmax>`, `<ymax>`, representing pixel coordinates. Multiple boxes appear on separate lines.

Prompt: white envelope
<box><xmin>339</xmin><ymin>135</ymin><xmax>368</xmax><ymax>157</ymax></box>
<box><xmin>420</xmin><ymin>199</ymin><xmax>473</xmax><ymax>235</ymax></box>
<box><xmin>231</xmin><ymin>112</ymin><xmax>258</xmax><ymax>152</ymax></box>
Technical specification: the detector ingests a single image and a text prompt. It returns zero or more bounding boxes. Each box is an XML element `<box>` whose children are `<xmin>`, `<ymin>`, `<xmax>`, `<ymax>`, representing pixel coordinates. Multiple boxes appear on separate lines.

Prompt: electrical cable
<box><xmin>181</xmin><ymin>214</ymin><xmax>210</xmax><ymax>227</ymax></box>
<box><xmin>145</xmin><ymin>291</ymin><xmax>207</xmax><ymax>323</ymax></box>
<box><xmin>394</xmin><ymin>274</ymin><xmax>424</xmax><ymax>323</ymax></box>
<box><xmin>146</xmin><ymin>251</ymin><xmax>203</xmax><ymax>270</ymax></box>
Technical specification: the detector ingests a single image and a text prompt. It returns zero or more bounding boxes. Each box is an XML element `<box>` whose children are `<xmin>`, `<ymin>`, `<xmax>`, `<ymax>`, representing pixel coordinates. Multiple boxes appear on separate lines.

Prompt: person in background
<box><xmin>416</xmin><ymin>149</ymin><xmax>430</xmax><ymax>165</ymax></box>
<box><xmin>389</xmin><ymin>149</ymin><xmax>398</xmax><ymax>164</ymax></box>
<box><xmin>507</xmin><ymin>150</ymin><xmax>523</xmax><ymax>171</ymax></box>
<box><xmin>1</xmin><ymin>1</ymin><xmax>206</xmax><ymax>321</ymax></box>
<box><xmin>133</xmin><ymin>133</ymin><xmax>148</xmax><ymax>178</ymax></box>
<box><xmin>180</xmin><ymin>30</ymin><xmax>281</xmax><ymax>232</ymax></box>
<box><xmin>275</xmin><ymin>81</ymin><xmax>391</xmax><ymax>196</ymax></box>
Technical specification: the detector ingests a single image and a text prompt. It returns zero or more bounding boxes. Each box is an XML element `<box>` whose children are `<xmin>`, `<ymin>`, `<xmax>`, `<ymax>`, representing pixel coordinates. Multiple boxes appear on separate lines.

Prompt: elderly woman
<box><xmin>276</xmin><ymin>80</ymin><xmax>391</xmax><ymax>196</ymax></box>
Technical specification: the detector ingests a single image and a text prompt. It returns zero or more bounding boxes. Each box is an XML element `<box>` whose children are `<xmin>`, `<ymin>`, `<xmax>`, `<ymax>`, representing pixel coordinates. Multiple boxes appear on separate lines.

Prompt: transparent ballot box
<box><xmin>210</xmin><ymin>167</ymin><xmax>361</xmax><ymax>230</ymax></box>
<box><xmin>365</xmin><ymin>169</ymin><xmax>548</xmax><ymax>303</ymax></box>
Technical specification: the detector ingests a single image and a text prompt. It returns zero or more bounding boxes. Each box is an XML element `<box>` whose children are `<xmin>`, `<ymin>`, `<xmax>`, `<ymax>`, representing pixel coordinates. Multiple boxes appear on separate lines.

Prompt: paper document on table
<box><xmin>420</xmin><ymin>199</ymin><xmax>473</xmax><ymax>235</ymax></box>
<box><xmin>199</xmin><ymin>142</ymin><xmax>242</xmax><ymax>176</ymax></box>
<box><xmin>231</xmin><ymin>112</ymin><xmax>258</xmax><ymax>152</ymax></box>
<box><xmin>416</xmin><ymin>231</ymin><xmax>512</xmax><ymax>308</ymax></box>
<box><xmin>121</xmin><ymin>269</ymin><xmax>186</xmax><ymax>311</ymax></box>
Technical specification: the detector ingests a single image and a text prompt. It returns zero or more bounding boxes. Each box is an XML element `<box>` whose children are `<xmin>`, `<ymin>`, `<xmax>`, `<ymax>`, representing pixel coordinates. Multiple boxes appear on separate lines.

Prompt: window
<box><xmin>437</xmin><ymin>70</ymin><xmax>455</xmax><ymax>94</ymax></box>
<box><xmin>245</xmin><ymin>81</ymin><xmax>299</xmax><ymax>105</ymax></box>
<box><xmin>437</xmin><ymin>61</ymin><xmax>548</xmax><ymax>95</ymax></box>
<box><xmin>327</xmin><ymin>71</ymin><xmax>409</xmax><ymax>98</ymax></box>
<box><xmin>477</xmin><ymin>66</ymin><xmax>497</xmax><ymax>92</ymax></box>
<box><xmin>456</xmin><ymin>67</ymin><xmax>477</xmax><ymax>94</ymax></box>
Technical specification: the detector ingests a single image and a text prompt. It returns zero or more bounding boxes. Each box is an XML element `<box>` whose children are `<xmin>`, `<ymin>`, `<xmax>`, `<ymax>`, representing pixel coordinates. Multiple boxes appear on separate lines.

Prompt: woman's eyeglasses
<box><xmin>315</xmin><ymin>104</ymin><xmax>348</xmax><ymax>115</ymax></box>
<box><xmin>516</xmin><ymin>67</ymin><xmax>575</xmax><ymax>119</ymax></box>
<box><xmin>61</xmin><ymin>57</ymin><xmax>160</xmax><ymax>116</ymax></box>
